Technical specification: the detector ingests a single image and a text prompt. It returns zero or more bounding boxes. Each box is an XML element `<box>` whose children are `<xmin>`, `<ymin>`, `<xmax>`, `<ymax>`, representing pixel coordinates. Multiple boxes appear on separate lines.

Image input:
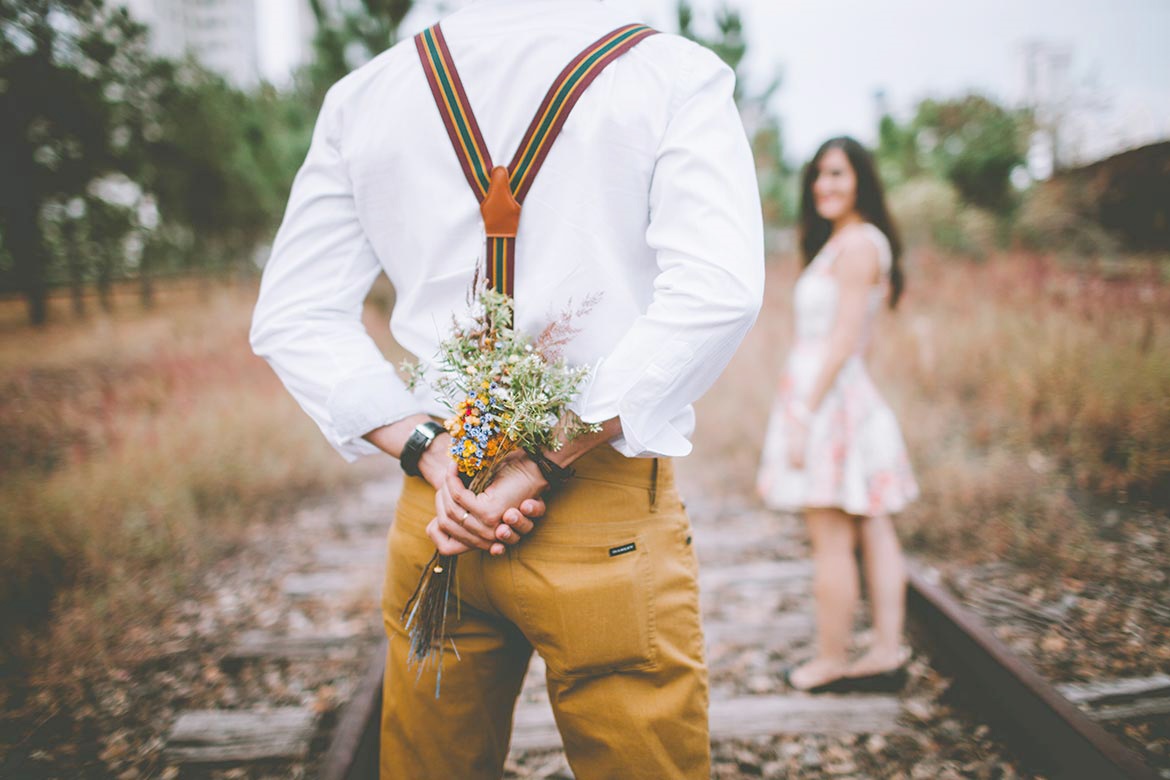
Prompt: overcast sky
<box><xmin>258</xmin><ymin>0</ymin><xmax>1170</xmax><ymax>162</ymax></box>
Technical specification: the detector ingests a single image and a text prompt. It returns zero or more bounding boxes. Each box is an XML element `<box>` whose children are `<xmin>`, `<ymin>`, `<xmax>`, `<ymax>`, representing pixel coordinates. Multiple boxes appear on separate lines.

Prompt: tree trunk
<box><xmin>64</xmin><ymin>219</ymin><xmax>86</xmax><ymax>319</ymax></box>
<box><xmin>26</xmin><ymin>269</ymin><xmax>47</xmax><ymax>327</ymax></box>
<box><xmin>97</xmin><ymin>250</ymin><xmax>114</xmax><ymax>313</ymax></box>
<box><xmin>139</xmin><ymin>244</ymin><xmax>154</xmax><ymax>310</ymax></box>
<box><xmin>7</xmin><ymin>204</ymin><xmax>50</xmax><ymax>327</ymax></box>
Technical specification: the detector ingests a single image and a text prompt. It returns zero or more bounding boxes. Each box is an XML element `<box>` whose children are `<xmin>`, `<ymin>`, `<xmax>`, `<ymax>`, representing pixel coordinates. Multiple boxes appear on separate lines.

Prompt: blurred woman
<box><xmin>757</xmin><ymin>137</ymin><xmax>919</xmax><ymax>693</ymax></box>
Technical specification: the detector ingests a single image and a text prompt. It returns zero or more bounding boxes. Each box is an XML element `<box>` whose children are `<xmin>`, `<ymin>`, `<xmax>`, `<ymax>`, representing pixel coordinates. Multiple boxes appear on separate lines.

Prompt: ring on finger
<box><xmin>461</xmin><ymin>510</ymin><xmax>470</xmax><ymax>523</ymax></box>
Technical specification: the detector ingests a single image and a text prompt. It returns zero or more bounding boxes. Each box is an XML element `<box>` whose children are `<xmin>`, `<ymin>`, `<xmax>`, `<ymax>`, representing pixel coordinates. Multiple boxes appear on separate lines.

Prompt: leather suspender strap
<box><xmin>415</xmin><ymin>22</ymin><xmax>657</xmax><ymax>297</ymax></box>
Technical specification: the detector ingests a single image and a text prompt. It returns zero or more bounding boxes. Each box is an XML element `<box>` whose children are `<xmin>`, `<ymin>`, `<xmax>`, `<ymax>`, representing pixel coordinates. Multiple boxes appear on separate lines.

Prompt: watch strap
<box><xmin>525</xmin><ymin>447</ymin><xmax>575</xmax><ymax>492</ymax></box>
<box><xmin>400</xmin><ymin>421</ymin><xmax>445</xmax><ymax>478</ymax></box>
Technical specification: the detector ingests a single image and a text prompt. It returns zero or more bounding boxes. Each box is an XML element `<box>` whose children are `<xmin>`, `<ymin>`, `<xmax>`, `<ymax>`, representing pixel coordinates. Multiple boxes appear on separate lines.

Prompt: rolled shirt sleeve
<box><xmin>576</xmin><ymin>46</ymin><xmax>766</xmax><ymax>457</ymax></box>
<box><xmin>249</xmin><ymin>85</ymin><xmax>426</xmax><ymax>462</ymax></box>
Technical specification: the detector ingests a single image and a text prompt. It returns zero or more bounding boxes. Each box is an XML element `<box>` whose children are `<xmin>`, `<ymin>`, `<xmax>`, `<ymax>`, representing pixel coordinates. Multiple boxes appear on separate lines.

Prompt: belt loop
<box><xmin>649</xmin><ymin>458</ymin><xmax>659</xmax><ymax>512</ymax></box>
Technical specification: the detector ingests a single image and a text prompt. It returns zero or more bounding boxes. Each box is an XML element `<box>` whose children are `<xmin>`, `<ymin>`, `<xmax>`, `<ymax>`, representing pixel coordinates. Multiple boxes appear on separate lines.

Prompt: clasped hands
<box><xmin>426</xmin><ymin>448</ymin><xmax>549</xmax><ymax>557</ymax></box>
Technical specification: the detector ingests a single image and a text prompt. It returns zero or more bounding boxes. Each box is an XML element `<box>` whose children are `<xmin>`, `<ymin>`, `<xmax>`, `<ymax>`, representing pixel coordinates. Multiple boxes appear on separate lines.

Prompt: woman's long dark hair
<box><xmin>799</xmin><ymin>136</ymin><xmax>904</xmax><ymax>308</ymax></box>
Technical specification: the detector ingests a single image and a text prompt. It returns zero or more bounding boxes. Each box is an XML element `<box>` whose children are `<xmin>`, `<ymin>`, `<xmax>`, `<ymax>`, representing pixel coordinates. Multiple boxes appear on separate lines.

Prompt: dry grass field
<box><xmin>0</xmin><ymin>277</ymin><xmax>403</xmax><ymax>676</ymax></box>
<box><xmin>2</xmin><ymin>248</ymin><xmax>1167</xmax><ymax>696</ymax></box>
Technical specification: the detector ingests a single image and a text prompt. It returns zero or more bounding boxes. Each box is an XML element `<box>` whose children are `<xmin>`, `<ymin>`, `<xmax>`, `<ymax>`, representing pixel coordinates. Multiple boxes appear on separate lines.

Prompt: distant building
<box><xmin>1052</xmin><ymin>141</ymin><xmax>1170</xmax><ymax>251</ymax></box>
<box><xmin>254</xmin><ymin>0</ymin><xmax>368</xmax><ymax>86</ymax></box>
<box><xmin>122</xmin><ymin>0</ymin><xmax>261</xmax><ymax>88</ymax></box>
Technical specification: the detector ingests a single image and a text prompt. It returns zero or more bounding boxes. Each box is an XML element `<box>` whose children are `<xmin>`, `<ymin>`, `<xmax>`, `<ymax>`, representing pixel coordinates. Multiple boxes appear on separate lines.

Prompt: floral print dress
<box><xmin>756</xmin><ymin>224</ymin><xmax>919</xmax><ymax>517</ymax></box>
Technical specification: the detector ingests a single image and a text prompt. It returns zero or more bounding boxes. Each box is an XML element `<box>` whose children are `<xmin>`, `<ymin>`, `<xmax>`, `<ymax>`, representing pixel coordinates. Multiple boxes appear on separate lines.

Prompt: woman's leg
<box><xmin>850</xmin><ymin>513</ymin><xmax>907</xmax><ymax>675</ymax></box>
<box><xmin>790</xmin><ymin>507</ymin><xmax>859</xmax><ymax>689</ymax></box>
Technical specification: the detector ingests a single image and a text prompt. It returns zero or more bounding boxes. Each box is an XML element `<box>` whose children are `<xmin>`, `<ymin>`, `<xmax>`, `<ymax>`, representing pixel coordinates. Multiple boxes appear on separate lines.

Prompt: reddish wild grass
<box><xmin>680</xmin><ymin>248</ymin><xmax>1169</xmax><ymax>573</ymax></box>
<box><xmin>0</xmin><ymin>278</ymin><xmax>404</xmax><ymax>668</ymax></box>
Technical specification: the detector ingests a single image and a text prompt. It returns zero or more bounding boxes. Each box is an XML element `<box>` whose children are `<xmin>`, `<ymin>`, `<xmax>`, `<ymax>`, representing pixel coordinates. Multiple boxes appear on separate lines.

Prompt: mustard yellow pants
<box><xmin>379</xmin><ymin>446</ymin><xmax>709</xmax><ymax>779</ymax></box>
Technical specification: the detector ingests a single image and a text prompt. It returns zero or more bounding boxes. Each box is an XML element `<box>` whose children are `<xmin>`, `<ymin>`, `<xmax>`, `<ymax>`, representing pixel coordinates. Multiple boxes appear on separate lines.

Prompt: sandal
<box><xmin>782</xmin><ymin>665</ymin><xmax>856</xmax><ymax>695</ymax></box>
<box><xmin>841</xmin><ymin>664</ymin><xmax>909</xmax><ymax>693</ymax></box>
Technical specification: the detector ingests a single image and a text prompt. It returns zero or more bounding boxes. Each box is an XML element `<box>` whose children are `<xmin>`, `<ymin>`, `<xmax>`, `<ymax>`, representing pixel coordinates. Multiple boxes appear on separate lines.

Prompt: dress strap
<box><xmin>416</xmin><ymin>22</ymin><xmax>657</xmax><ymax>297</ymax></box>
<box><xmin>819</xmin><ymin>224</ymin><xmax>892</xmax><ymax>276</ymax></box>
<box><xmin>859</xmin><ymin>223</ymin><xmax>893</xmax><ymax>276</ymax></box>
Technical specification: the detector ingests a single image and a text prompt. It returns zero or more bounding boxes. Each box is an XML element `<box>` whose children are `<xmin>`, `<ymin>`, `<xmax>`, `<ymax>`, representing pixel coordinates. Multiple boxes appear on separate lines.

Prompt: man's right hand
<box><xmin>362</xmin><ymin>416</ymin><xmax>567</xmax><ymax>556</ymax></box>
<box><xmin>429</xmin><ymin>460</ymin><xmax>545</xmax><ymax>557</ymax></box>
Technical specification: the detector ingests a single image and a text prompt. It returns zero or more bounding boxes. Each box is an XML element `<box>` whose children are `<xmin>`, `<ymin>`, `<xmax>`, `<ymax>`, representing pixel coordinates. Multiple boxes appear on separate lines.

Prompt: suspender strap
<box><xmin>415</xmin><ymin>25</ymin><xmax>494</xmax><ymax>201</ymax></box>
<box><xmin>416</xmin><ymin>22</ymin><xmax>657</xmax><ymax>296</ymax></box>
<box><xmin>507</xmin><ymin>24</ymin><xmax>656</xmax><ymax>202</ymax></box>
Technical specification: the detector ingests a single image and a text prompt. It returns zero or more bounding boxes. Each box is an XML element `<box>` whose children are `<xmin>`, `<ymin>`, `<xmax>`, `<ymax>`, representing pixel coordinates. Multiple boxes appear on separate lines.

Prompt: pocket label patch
<box><xmin>608</xmin><ymin>542</ymin><xmax>637</xmax><ymax>557</ymax></box>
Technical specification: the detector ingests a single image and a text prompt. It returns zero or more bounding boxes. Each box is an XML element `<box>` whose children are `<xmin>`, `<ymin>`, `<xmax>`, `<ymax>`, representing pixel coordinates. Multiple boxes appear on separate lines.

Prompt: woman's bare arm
<box><xmin>804</xmin><ymin>231</ymin><xmax>881</xmax><ymax>413</ymax></box>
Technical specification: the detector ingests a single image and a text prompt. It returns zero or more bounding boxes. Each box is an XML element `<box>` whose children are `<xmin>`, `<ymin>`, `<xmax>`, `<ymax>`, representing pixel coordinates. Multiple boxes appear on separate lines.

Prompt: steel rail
<box><xmin>907</xmin><ymin>563</ymin><xmax>1158</xmax><ymax>780</ymax></box>
<box><xmin>319</xmin><ymin>638</ymin><xmax>385</xmax><ymax>780</ymax></box>
<box><xmin>323</xmin><ymin>567</ymin><xmax>1161</xmax><ymax>779</ymax></box>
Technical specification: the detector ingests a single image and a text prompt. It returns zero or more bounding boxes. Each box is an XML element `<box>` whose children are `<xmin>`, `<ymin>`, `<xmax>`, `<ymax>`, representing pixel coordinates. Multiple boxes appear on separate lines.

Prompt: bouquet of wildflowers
<box><xmin>401</xmin><ymin>282</ymin><xmax>598</xmax><ymax>687</ymax></box>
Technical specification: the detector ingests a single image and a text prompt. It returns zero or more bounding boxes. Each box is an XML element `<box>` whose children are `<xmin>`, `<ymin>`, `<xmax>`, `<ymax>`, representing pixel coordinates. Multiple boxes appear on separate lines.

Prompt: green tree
<box><xmin>879</xmin><ymin>94</ymin><xmax>1029</xmax><ymax>214</ymax></box>
<box><xmin>876</xmin><ymin>112</ymin><xmax>921</xmax><ymax>189</ymax></box>
<box><xmin>145</xmin><ymin>64</ymin><xmax>284</xmax><ymax>280</ymax></box>
<box><xmin>0</xmin><ymin>1</ymin><xmax>189</xmax><ymax>321</ymax></box>
<box><xmin>677</xmin><ymin>1</ymin><xmax>748</xmax><ymax>99</ymax></box>
<box><xmin>0</xmin><ymin>0</ymin><xmax>122</xmax><ymax>323</ymax></box>
<box><xmin>915</xmin><ymin>95</ymin><xmax>1028</xmax><ymax>213</ymax></box>
<box><xmin>304</xmin><ymin>0</ymin><xmax>413</xmax><ymax>108</ymax></box>
<box><xmin>1</xmin><ymin>0</ymin><xmax>322</xmax><ymax>323</ymax></box>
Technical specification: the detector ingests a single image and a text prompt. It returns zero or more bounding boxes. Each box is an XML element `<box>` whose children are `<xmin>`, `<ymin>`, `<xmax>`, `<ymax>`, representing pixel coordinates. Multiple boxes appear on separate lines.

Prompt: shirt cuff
<box><xmin>574</xmin><ymin>360</ymin><xmax>696</xmax><ymax>459</ymax></box>
<box><xmin>605</xmin><ymin>407</ymin><xmax>695</xmax><ymax>458</ymax></box>
<box><xmin>326</xmin><ymin>364</ymin><xmax>427</xmax><ymax>461</ymax></box>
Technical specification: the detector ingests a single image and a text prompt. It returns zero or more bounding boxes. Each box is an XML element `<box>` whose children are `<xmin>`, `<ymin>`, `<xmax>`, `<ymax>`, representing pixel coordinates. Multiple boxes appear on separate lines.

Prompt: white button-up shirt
<box><xmin>250</xmin><ymin>0</ymin><xmax>765</xmax><ymax>462</ymax></box>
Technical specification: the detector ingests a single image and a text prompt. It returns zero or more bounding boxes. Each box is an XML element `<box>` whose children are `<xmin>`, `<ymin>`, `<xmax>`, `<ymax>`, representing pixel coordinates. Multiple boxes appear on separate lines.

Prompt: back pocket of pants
<box><xmin>514</xmin><ymin>535</ymin><xmax>657</xmax><ymax>678</ymax></box>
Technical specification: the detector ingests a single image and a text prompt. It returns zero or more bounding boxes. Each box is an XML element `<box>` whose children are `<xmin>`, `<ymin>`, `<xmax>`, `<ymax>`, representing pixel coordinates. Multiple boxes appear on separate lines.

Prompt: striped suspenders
<box><xmin>415</xmin><ymin>23</ymin><xmax>657</xmax><ymax>298</ymax></box>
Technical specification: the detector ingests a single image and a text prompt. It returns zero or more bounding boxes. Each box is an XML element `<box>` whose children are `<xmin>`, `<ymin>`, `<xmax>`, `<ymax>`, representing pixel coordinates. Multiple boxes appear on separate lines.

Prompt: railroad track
<box><xmin>151</xmin><ymin>480</ymin><xmax>1164</xmax><ymax>779</ymax></box>
<box><xmin>317</xmin><ymin>568</ymin><xmax>1162</xmax><ymax>780</ymax></box>
<box><xmin>320</xmin><ymin>537</ymin><xmax>1164</xmax><ymax>779</ymax></box>
<box><xmin>907</xmin><ymin>566</ymin><xmax>1160</xmax><ymax>780</ymax></box>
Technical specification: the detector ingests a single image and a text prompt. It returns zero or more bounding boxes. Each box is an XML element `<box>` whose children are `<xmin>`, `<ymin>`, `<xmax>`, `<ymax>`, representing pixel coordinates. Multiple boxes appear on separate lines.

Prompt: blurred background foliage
<box><xmin>0</xmin><ymin>0</ymin><xmax>408</xmax><ymax>326</ymax></box>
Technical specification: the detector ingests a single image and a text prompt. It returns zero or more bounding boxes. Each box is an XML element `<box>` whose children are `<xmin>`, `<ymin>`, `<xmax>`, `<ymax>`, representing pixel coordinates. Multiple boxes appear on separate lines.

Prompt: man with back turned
<box><xmin>250</xmin><ymin>0</ymin><xmax>764</xmax><ymax>776</ymax></box>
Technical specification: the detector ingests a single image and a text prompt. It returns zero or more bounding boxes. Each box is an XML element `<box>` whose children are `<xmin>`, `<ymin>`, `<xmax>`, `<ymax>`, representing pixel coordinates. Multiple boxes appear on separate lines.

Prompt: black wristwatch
<box><xmin>525</xmin><ymin>447</ymin><xmax>575</xmax><ymax>492</ymax></box>
<box><xmin>400</xmin><ymin>421</ymin><xmax>445</xmax><ymax>478</ymax></box>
